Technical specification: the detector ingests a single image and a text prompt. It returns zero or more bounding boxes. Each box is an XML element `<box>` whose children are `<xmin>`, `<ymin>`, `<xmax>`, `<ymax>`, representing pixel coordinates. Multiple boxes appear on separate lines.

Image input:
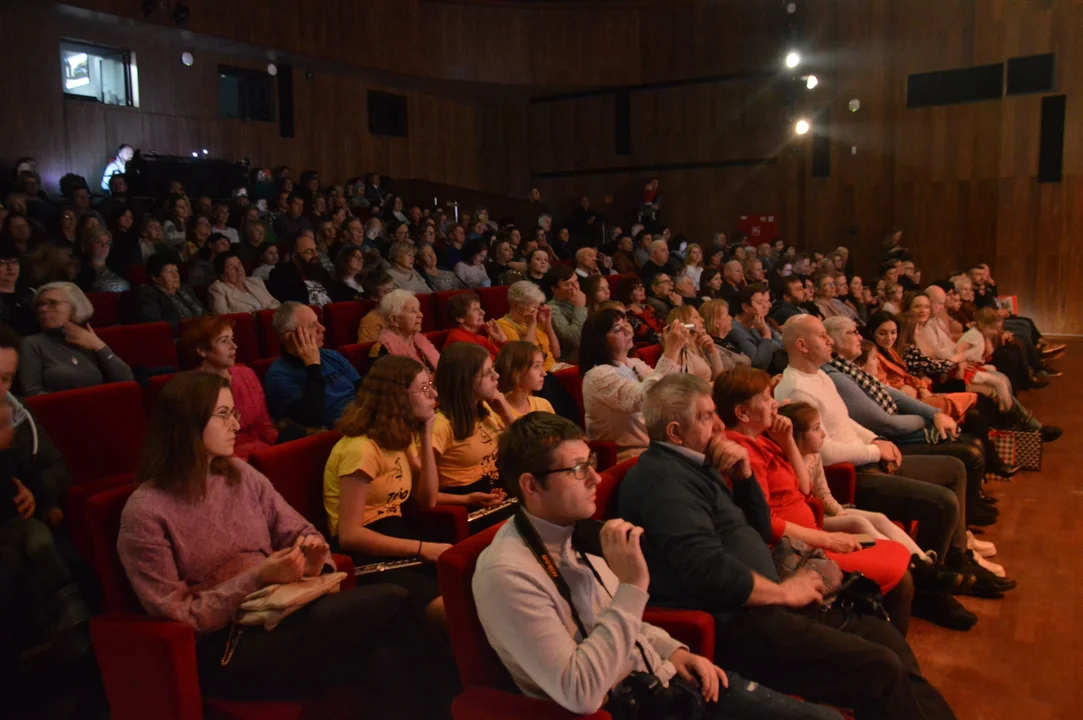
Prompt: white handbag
<box><xmin>234</xmin><ymin>572</ymin><xmax>348</xmax><ymax>630</ymax></box>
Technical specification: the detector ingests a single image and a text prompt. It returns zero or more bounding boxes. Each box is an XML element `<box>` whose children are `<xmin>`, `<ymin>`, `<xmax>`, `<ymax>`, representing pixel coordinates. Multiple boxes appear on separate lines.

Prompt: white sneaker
<box><xmin>973</xmin><ymin>552</ymin><xmax>1006</xmax><ymax>578</ymax></box>
<box><xmin>967</xmin><ymin>530</ymin><xmax>997</xmax><ymax>558</ymax></box>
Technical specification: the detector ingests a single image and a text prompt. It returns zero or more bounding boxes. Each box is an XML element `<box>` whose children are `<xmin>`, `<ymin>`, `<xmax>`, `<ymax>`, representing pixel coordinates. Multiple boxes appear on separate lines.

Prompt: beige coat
<box><xmin>207</xmin><ymin>278</ymin><xmax>281</xmax><ymax>315</ymax></box>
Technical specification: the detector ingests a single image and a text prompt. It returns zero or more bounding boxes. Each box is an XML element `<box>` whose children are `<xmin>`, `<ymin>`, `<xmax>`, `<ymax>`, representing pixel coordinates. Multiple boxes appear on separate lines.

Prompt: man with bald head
<box><xmin>775</xmin><ymin>315</ymin><xmax>999</xmax><ymax>614</ymax></box>
<box><xmin>719</xmin><ymin>260</ymin><xmax>745</xmax><ymax>303</ymax></box>
<box><xmin>639</xmin><ymin>239</ymin><xmax>676</xmax><ymax>286</ymax></box>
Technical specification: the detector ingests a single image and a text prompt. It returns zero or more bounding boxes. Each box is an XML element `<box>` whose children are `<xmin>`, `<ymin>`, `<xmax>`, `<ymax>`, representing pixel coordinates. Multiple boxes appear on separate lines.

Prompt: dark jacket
<box><xmin>136</xmin><ymin>283</ymin><xmax>206</xmax><ymax>329</ymax></box>
<box><xmin>618</xmin><ymin>442</ymin><xmax>777</xmax><ymax>621</ymax></box>
<box><xmin>4</xmin><ymin>394</ymin><xmax>70</xmax><ymax>518</ymax></box>
<box><xmin>639</xmin><ymin>260</ymin><xmax>668</xmax><ymax>286</ymax></box>
<box><xmin>769</xmin><ymin>299</ymin><xmax>808</xmax><ymax>326</ymax></box>
<box><xmin>267</xmin><ymin>262</ymin><xmax>331</xmax><ymax>305</ymax></box>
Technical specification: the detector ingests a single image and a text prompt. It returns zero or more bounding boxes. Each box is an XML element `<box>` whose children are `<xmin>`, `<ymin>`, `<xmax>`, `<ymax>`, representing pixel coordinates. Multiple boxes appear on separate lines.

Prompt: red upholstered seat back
<box><xmin>592</xmin><ymin>456</ymin><xmax>640</xmax><ymax>521</ymax></box>
<box><xmin>88</xmin><ymin>291</ymin><xmax>124</xmax><ymax>327</ymax></box>
<box><xmin>250</xmin><ymin>357</ymin><xmax>275</xmax><ymax>384</ymax></box>
<box><xmin>324</xmin><ymin>300</ymin><xmax>375</xmax><ymax>349</ymax></box>
<box><xmin>86</xmin><ymin>483</ymin><xmax>142</xmax><ymax>613</ymax></box>
<box><xmin>436</xmin><ymin>521</ymin><xmax>518</xmax><ymax>690</ymax></box>
<box><xmin>221</xmin><ymin>312</ymin><xmax>261</xmax><ymax>365</ymax></box>
<box><xmin>97</xmin><ymin>322</ymin><xmax>178</xmax><ymax>369</ymax></box>
<box><xmin>431</xmin><ymin>289</ymin><xmax>475</xmax><ymax>330</ymax></box>
<box><xmin>26</xmin><ymin>381</ymin><xmax>147</xmax><ymax>486</ymax></box>
<box><xmin>552</xmin><ymin>367</ymin><xmax>584</xmax><ymax>426</ymax></box>
<box><xmin>425</xmin><ymin>329</ymin><xmax>452</xmax><ymax>352</ymax></box>
<box><xmin>143</xmin><ymin>373</ymin><xmax>176</xmax><ymax>414</ymax></box>
<box><xmin>248</xmin><ymin>431</ymin><xmax>342</xmax><ymax>536</ymax></box>
<box><xmin>339</xmin><ymin>342</ymin><xmax>376</xmax><ymax>374</ymax></box>
<box><xmin>417</xmin><ymin>293</ymin><xmax>436</xmax><ymax>333</ymax></box>
<box><xmin>635</xmin><ymin>344</ymin><xmax>662</xmax><ymax>368</ymax></box>
<box><xmin>477</xmin><ymin>286</ymin><xmax>510</xmax><ymax>323</ymax></box>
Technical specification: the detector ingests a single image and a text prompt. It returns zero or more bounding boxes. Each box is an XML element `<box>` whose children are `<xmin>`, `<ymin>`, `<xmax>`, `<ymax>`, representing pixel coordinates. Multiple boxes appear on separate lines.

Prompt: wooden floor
<box><xmin>907</xmin><ymin>339</ymin><xmax>1082</xmax><ymax>720</ymax></box>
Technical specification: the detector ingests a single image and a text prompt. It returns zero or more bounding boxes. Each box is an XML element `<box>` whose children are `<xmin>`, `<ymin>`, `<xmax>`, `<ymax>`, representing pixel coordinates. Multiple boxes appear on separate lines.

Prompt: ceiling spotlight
<box><xmin>849</xmin><ymin>99</ymin><xmax>861</xmax><ymax>112</ymax></box>
<box><xmin>785</xmin><ymin>51</ymin><xmax>801</xmax><ymax>69</ymax></box>
<box><xmin>191</xmin><ymin>152</ymin><xmax>198</xmax><ymax>157</ymax></box>
<box><xmin>267</xmin><ymin>63</ymin><xmax>278</xmax><ymax>76</ymax></box>
<box><xmin>181</xmin><ymin>51</ymin><xmax>194</xmax><ymax>67</ymax></box>
<box><xmin>795</xmin><ymin>119</ymin><xmax>811</xmax><ymax>135</ymax></box>
<box><xmin>202</xmin><ymin>149</ymin><xmax>208</xmax><ymax>155</ymax></box>
<box><xmin>806</xmin><ymin>75</ymin><xmax>819</xmax><ymax>90</ymax></box>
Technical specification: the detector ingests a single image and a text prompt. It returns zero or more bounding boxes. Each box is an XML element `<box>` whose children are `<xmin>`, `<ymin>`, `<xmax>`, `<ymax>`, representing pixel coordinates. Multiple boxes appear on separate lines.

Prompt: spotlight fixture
<box><xmin>785</xmin><ymin>51</ymin><xmax>801</xmax><ymax>69</ymax></box>
<box><xmin>849</xmin><ymin>99</ymin><xmax>861</xmax><ymax>112</ymax></box>
<box><xmin>806</xmin><ymin>75</ymin><xmax>819</xmax><ymax>90</ymax></box>
<box><xmin>202</xmin><ymin>149</ymin><xmax>208</xmax><ymax>155</ymax></box>
<box><xmin>267</xmin><ymin>63</ymin><xmax>278</xmax><ymax>76</ymax></box>
<box><xmin>794</xmin><ymin>119</ymin><xmax>811</xmax><ymax>135</ymax></box>
<box><xmin>181</xmin><ymin>51</ymin><xmax>194</xmax><ymax>67</ymax></box>
<box><xmin>191</xmin><ymin>151</ymin><xmax>198</xmax><ymax>157</ymax></box>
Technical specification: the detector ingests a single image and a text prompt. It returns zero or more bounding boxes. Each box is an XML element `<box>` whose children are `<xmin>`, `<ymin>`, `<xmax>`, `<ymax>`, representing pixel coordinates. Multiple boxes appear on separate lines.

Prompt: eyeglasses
<box><xmin>212</xmin><ymin>407</ymin><xmax>242</xmax><ymax>423</ymax></box>
<box><xmin>410</xmin><ymin>382</ymin><xmax>437</xmax><ymax>397</ymax></box>
<box><xmin>542</xmin><ymin>452</ymin><xmax>598</xmax><ymax>481</ymax></box>
<box><xmin>0</xmin><ymin>260</ymin><xmax>19</xmax><ymax>269</ymax></box>
<box><xmin>35</xmin><ymin>299</ymin><xmax>70</xmax><ymax>310</ymax></box>
<box><xmin>479</xmin><ymin>368</ymin><xmax>498</xmax><ymax>380</ymax></box>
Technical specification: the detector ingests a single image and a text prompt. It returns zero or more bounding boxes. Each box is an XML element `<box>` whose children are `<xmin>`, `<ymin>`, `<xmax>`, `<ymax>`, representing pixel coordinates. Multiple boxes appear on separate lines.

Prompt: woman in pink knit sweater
<box><xmin>116</xmin><ymin>372</ymin><xmax>447</xmax><ymax>707</ymax></box>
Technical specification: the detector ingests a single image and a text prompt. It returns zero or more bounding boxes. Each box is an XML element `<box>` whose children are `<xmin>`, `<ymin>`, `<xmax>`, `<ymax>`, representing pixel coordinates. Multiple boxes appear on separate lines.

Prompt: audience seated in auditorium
<box><xmin>580</xmin><ymin>309</ymin><xmax>685</xmax><ymax>460</ymax></box>
<box><xmin>522</xmin><ymin>249</ymin><xmax>553</xmax><ymax>298</ymax></box>
<box><xmin>545</xmin><ymin>265</ymin><xmax>588</xmax><ymax>364</ymax></box>
<box><xmin>713</xmin><ymin>366</ymin><xmax>912</xmax><ymax>601</ymax></box>
<box><xmin>187</xmin><ymin>233</ymin><xmax>232</xmax><ymax>289</ymax></box>
<box><xmin>137</xmin><ymin>252</ymin><xmax>206</xmax><ymax>329</ymax></box>
<box><xmin>161</xmin><ymin>195</ymin><xmax>190</xmax><ymax>249</ymax></box>
<box><xmin>445</xmin><ymin>292</ymin><xmax>506</xmax><ymax>360</ymax></box>
<box><xmin>327</xmin><ymin>246</ymin><xmax>365</xmax><ymax>302</ymax></box>
<box><xmin>116</xmin><ymin>372</ymin><xmax>445</xmax><ymax>713</ymax></box>
<box><xmin>250</xmin><ymin>241</ymin><xmax>279</xmax><ymax>283</ymax></box>
<box><xmin>0</xmin><ymin>243</ymin><xmax>38</xmax><ymax>338</ymax></box>
<box><xmin>370</xmin><ymin>290</ymin><xmax>440</xmax><ymax>374</ymax></box>
<box><xmin>268</xmin><ymin>232</ymin><xmax>333</xmax><ymax>307</ymax></box>
<box><xmin>20</xmin><ymin>282</ymin><xmax>133</xmax><ymax>396</ymax></box>
<box><xmin>719</xmin><ymin>260</ymin><xmax>745</xmax><ymax>303</ymax></box>
<box><xmin>473</xmin><ymin>411</ymin><xmax>837</xmax><ymax>719</ymax></box>
<box><xmin>580</xmin><ymin>274</ymin><xmax>610</xmax><ymax>314</ymax></box>
<box><xmin>431</xmin><ymin>343</ymin><xmax>512</xmax><ymax>511</ymax></box>
<box><xmin>610</xmin><ymin>233</ymin><xmax>637</xmax><ymax>274</ymax></box>
<box><xmin>323</xmin><ymin>355</ymin><xmax>447</xmax><ymax>627</ymax></box>
<box><xmin>699</xmin><ymin>267</ymin><xmax>724</xmax><ymax>301</ymax></box>
<box><xmin>644</xmin><ymin>272</ymin><xmax>682</xmax><ymax>319</ymax></box>
<box><xmin>417</xmin><ymin>243</ymin><xmax>464</xmax><ymax>293</ymax></box>
<box><xmin>209</xmin><ymin>202</ymin><xmax>239</xmax><ymax>246</ymax></box>
<box><xmin>495</xmin><ymin>341</ymin><xmax>554</xmax><ymax>416</ymax></box>
<box><xmin>880</xmin><ymin>282</ymin><xmax>904</xmax><ymax>316</ymax></box>
<box><xmin>75</xmin><ymin>228</ymin><xmax>129</xmax><ymax>294</ymax></box>
<box><xmin>453</xmin><ymin>240</ymin><xmax>491</xmax><ymax>290</ymax></box>
<box><xmin>774</xmin><ymin>315</ymin><xmax>1002</xmax><ymax>602</ymax></box>
<box><xmin>497</xmin><ymin>281</ymin><xmax>564</xmax><ymax>373</ymax></box>
<box><xmin>681</xmin><ymin>242</ymin><xmax>704</xmax><ymax>289</ymax></box>
<box><xmin>812</xmin><ymin>274</ymin><xmax>860</xmax><ymax>325</ymax></box>
<box><xmin>639</xmin><ymin>240</ymin><xmax>674</xmax><ymax>286</ymax></box>
<box><xmin>25</xmin><ymin>241</ymin><xmax>79</xmax><ymax>288</ymax></box>
<box><xmin>967</xmin><ymin>263</ymin><xmax>1064</xmax><ymax>360</ymax></box>
<box><xmin>234</xmin><ymin>219</ymin><xmax>268</xmax><ymax>269</ymax></box>
<box><xmin>665</xmin><ymin>305</ymin><xmax>725</xmax><ymax>382</ymax></box>
<box><xmin>272</xmin><ymin>192</ymin><xmax>311</xmax><ymax>242</ymax></box>
<box><xmin>726</xmin><ymin>285</ymin><xmax>784</xmax><ymax>372</ymax></box>
<box><xmin>180</xmin><ymin>216</ymin><xmax>213</xmax><ymax>262</ymax></box>
<box><xmin>618</xmin><ymin>373</ymin><xmax>956</xmax><ymax>718</ymax></box>
<box><xmin>355</xmin><ymin>271</ymin><xmax>394</xmax><ymax>343</ymax></box>
<box><xmin>384</xmin><ymin>241</ymin><xmax>432</xmax><ymax>296</ymax></box>
<box><xmin>614</xmin><ymin>275</ymin><xmax>663</xmax><ymax>345</ymax></box>
<box><xmin>770</xmin><ymin>276</ymin><xmax>810</xmax><ymax>326</ymax></box>
<box><xmin>486</xmin><ymin>236</ymin><xmax>518</xmax><ymax>286</ymax></box>
<box><xmin>699</xmin><ymin>299</ymin><xmax>751</xmax><ymax>372</ymax></box>
<box><xmin>265</xmin><ymin>302</ymin><xmax>359</xmax><ymax>429</ymax></box>
<box><xmin>181</xmin><ymin>316</ymin><xmax>281</xmax><ymax>459</ymax></box>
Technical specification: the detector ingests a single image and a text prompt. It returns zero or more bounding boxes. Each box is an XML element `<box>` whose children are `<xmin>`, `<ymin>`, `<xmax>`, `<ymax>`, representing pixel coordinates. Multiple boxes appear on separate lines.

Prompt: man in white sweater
<box><xmin>472</xmin><ymin>412</ymin><xmax>839</xmax><ymax>719</ymax></box>
<box><xmin>774</xmin><ymin>316</ymin><xmax>977</xmax><ymax>574</ymax></box>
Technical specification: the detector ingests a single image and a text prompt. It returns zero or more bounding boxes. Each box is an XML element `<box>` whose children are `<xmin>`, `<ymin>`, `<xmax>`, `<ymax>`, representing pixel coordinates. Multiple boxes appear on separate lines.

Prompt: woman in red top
<box><xmin>443</xmin><ymin>292</ymin><xmax>507</xmax><ymax>360</ymax></box>
<box><xmin>713</xmin><ymin>366</ymin><xmax>911</xmax><ymax>596</ymax></box>
<box><xmin>181</xmin><ymin>316</ymin><xmax>278</xmax><ymax>459</ymax></box>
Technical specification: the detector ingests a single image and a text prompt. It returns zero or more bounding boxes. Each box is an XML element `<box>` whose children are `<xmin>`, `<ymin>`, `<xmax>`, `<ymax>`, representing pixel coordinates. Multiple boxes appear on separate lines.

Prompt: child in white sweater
<box><xmin>779</xmin><ymin>401</ymin><xmax>933</xmax><ymax>563</ymax></box>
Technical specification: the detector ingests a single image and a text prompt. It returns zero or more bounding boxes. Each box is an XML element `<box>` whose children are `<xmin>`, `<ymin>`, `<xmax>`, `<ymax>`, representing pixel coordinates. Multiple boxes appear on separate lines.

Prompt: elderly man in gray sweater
<box><xmin>545</xmin><ymin>265</ymin><xmax>589</xmax><ymax>364</ymax></box>
<box><xmin>472</xmin><ymin>411</ymin><xmax>839</xmax><ymax>719</ymax></box>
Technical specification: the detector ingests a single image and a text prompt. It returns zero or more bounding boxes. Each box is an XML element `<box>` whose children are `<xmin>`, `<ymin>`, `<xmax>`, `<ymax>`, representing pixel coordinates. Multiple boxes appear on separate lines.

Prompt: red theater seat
<box><xmin>425</xmin><ymin>329</ymin><xmax>452</xmax><ymax>352</ymax></box>
<box><xmin>552</xmin><ymin>366</ymin><xmax>584</xmax><ymax>426</ymax></box>
<box><xmin>437</xmin><ymin>522</ymin><xmax>714</xmax><ymax>720</ymax></box>
<box><xmin>339</xmin><ymin>342</ymin><xmax>376</xmax><ymax>375</ymax></box>
<box><xmin>432</xmin><ymin>290</ymin><xmax>475</xmax><ymax>330</ymax></box>
<box><xmin>97</xmin><ymin>322</ymin><xmax>178</xmax><ymax>369</ymax></box>
<box><xmin>250</xmin><ymin>357</ymin><xmax>276</xmax><ymax>384</ymax></box>
<box><xmin>635</xmin><ymin>344</ymin><xmax>662</xmax><ymax>368</ymax></box>
<box><xmin>476</xmin><ymin>286</ymin><xmax>509</xmax><ymax>322</ymax></box>
<box><xmin>323</xmin><ymin>300</ymin><xmax>375</xmax><ymax>349</ymax></box>
<box><xmin>88</xmin><ymin>291</ymin><xmax>124</xmax><ymax>327</ymax></box>
<box><xmin>86</xmin><ymin>484</ymin><xmax>358</xmax><ymax>720</ymax></box>
<box><xmin>417</xmin><ymin>293</ymin><xmax>436</xmax><ymax>333</ymax></box>
<box><xmin>222</xmin><ymin>312</ymin><xmax>260</xmax><ymax>365</ymax></box>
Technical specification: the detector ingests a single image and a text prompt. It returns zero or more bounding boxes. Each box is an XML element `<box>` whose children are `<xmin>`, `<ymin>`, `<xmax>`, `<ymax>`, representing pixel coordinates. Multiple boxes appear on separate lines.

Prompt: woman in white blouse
<box><xmin>453</xmin><ymin>240</ymin><xmax>492</xmax><ymax>290</ymax></box>
<box><xmin>579</xmin><ymin>308</ymin><xmax>687</xmax><ymax>460</ymax></box>
<box><xmin>207</xmin><ymin>251</ymin><xmax>281</xmax><ymax>314</ymax></box>
<box><xmin>682</xmin><ymin>243</ymin><xmax>705</xmax><ymax>290</ymax></box>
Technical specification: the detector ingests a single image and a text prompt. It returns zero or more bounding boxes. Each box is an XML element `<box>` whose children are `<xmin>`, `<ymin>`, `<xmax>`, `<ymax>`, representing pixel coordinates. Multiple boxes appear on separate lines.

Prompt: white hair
<box><xmin>379</xmin><ymin>289</ymin><xmax>418</xmax><ymax>316</ymax></box>
<box><xmin>643</xmin><ymin>374</ymin><xmax>711</xmax><ymax>442</ymax></box>
<box><xmin>648</xmin><ymin>239</ymin><xmax>668</xmax><ymax>255</ymax></box>
<box><xmin>507</xmin><ymin>280</ymin><xmax>545</xmax><ymax>308</ymax></box>
<box><xmin>35</xmin><ymin>282</ymin><xmax>93</xmax><ymax>324</ymax></box>
<box><xmin>272</xmin><ymin>301</ymin><xmax>306</xmax><ymax>337</ymax></box>
<box><xmin>823</xmin><ymin>316</ymin><xmax>856</xmax><ymax>347</ymax></box>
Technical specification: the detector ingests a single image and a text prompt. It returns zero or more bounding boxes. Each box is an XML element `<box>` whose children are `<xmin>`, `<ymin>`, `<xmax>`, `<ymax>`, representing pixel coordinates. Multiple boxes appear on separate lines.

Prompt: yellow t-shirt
<box><xmin>432</xmin><ymin>408</ymin><xmax>506</xmax><ymax>489</ymax></box>
<box><xmin>511</xmin><ymin>396</ymin><xmax>555</xmax><ymax>417</ymax></box>
<box><xmin>324</xmin><ymin>435</ymin><xmax>415</xmax><ymax>537</ymax></box>
<box><xmin>497</xmin><ymin>316</ymin><xmax>556</xmax><ymax>372</ymax></box>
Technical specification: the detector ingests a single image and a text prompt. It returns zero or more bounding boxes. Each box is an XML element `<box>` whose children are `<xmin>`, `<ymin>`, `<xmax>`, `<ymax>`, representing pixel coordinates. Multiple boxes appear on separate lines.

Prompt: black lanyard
<box><xmin>513</xmin><ymin>509</ymin><xmax>654</xmax><ymax>674</ymax></box>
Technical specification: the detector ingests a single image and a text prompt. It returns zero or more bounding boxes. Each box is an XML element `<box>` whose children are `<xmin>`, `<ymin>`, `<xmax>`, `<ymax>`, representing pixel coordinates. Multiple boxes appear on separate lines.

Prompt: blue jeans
<box><xmin>709</xmin><ymin>672</ymin><xmax>843</xmax><ymax>719</ymax></box>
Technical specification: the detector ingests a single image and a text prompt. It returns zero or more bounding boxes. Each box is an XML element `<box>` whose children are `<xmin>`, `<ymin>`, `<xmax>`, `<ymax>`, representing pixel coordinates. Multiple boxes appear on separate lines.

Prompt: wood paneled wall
<box><xmin>798</xmin><ymin>0</ymin><xmax>1083</xmax><ymax>334</ymax></box>
<box><xmin>0</xmin><ymin>2</ymin><xmax>479</xmax><ymax>195</ymax></box>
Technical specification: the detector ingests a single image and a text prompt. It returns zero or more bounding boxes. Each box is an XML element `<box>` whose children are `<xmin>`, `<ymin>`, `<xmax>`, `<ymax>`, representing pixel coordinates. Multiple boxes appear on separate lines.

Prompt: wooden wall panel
<box><xmin>800</xmin><ymin>0</ymin><xmax>1083</xmax><ymax>334</ymax></box>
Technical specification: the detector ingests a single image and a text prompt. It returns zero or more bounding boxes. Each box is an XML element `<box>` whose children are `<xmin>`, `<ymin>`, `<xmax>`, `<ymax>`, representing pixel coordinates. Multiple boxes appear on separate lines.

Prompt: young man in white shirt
<box><xmin>473</xmin><ymin>411</ymin><xmax>838</xmax><ymax>719</ymax></box>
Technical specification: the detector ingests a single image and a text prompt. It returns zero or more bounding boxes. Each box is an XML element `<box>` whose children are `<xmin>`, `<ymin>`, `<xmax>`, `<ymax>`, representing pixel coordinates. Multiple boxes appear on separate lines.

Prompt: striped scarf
<box><xmin>829</xmin><ymin>355</ymin><xmax>897</xmax><ymax>415</ymax></box>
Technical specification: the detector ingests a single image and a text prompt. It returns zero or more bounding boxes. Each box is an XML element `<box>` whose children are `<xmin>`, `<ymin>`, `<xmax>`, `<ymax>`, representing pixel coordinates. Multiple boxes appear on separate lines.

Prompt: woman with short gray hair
<box><xmin>385</xmin><ymin>241</ymin><xmax>432</xmax><ymax>295</ymax></box>
<box><xmin>371</xmin><ymin>290</ymin><xmax>440</xmax><ymax>373</ymax></box>
<box><xmin>19</xmin><ymin>281</ymin><xmax>133</xmax><ymax>396</ymax></box>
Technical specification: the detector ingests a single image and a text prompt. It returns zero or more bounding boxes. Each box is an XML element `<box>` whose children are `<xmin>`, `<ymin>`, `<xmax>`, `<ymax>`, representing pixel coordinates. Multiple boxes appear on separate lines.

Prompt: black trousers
<box><xmin>713</xmin><ymin>606</ymin><xmax>955</xmax><ymax>720</ymax></box>
<box><xmin>196</xmin><ymin>584</ymin><xmax>457</xmax><ymax>718</ymax></box>
<box><xmin>899</xmin><ymin>436</ymin><xmax>985</xmax><ymax>523</ymax></box>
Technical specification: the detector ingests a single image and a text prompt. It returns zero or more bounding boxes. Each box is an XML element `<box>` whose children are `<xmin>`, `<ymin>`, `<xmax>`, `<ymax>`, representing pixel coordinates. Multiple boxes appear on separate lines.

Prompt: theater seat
<box><xmin>425</xmin><ymin>329</ymin><xmax>452</xmax><ymax>352</ymax></box>
<box><xmin>323</xmin><ymin>300</ymin><xmax>375</xmax><ymax>349</ymax></box>
<box><xmin>88</xmin><ymin>291</ymin><xmax>125</xmax><ymax>327</ymax></box>
<box><xmin>586</xmin><ymin>440</ymin><xmax>618</xmax><ymax>473</ymax></box>
<box><xmin>143</xmin><ymin>373</ymin><xmax>177</xmax><ymax>413</ymax></box>
<box><xmin>86</xmin><ymin>484</ymin><xmax>358</xmax><ymax>720</ymax></box>
<box><xmin>418</xmin><ymin>293</ymin><xmax>436</xmax><ymax>333</ymax></box>
<box><xmin>635</xmin><ymin>344</ymin><xmax>662</xmax><ymax>368</ymax></box>
<box><xmin>591</xmin><ymin>456</ymin><xmax>640</xmax><ymax>522</ymax></box>
<box><xmin>338</xmin><ymin>342</ymin><xmax>376</xmax><ymax>375</ymax></box>
<box><xmin>221</xmin><ymin>313</ymin><xmax>261</xmax><ymax>365</ymax></box>
<box><xmin>249</xmin><ymin>431</ymin><xmax>467</xmax><ymax>543</ymax></box>
<box><xmin>97</xmin><ymin>322</ymin><xmax>178</xmax><ymax>370</ymax></box>
<box><xmin>476</xmin><ymin>286</ymin><xmax>509</xmax><ymax>322</ymax></box>
<box><xmin>552</xmin><ymin>367</ymin><xmax>584</xmax><ymax>426</ymax></box>
<box><xmin>250</xmin><ymin>357</ymin><xmax>275</xmax><ymax>384</ymax></box>
<box><xmin>438</xmin><ymin>521</ymin><xmax>715</xmax><ymax>720</ymax></box>
<box><xmin>432</xmin><ymin>289</ymin><xmax>475</xmax><ymax>330</ymax></box>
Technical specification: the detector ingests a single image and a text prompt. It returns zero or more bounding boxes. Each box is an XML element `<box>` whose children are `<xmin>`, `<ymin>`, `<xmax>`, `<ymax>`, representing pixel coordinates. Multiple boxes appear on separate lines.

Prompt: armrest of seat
<box><xmin>452</xmin><ymin>686</ymin><xmax>611</xmax><ymax>720</ymax></box>
<box><xmin>89</xmin><ymin>613</ymin><xmax>204</xmax><ymax>720</ymax></box>
<box><xmin>332</xmin><ymin>553</ymin><xmax>356</xmax><ymax>589</ymax></box>
<box><xmin>403</xmin><ymin>503</ymin><xmax>470</xmax><ymax>543</ymax></box>
<box><xmin>642</xmin><ymin>607</ymin><xmax>715</xmax><ymax>660</ymax></box>
<box><xmin>825</xmin><ymin>463</ymin><xmax>857</xmax><ymax>506</ymax></box>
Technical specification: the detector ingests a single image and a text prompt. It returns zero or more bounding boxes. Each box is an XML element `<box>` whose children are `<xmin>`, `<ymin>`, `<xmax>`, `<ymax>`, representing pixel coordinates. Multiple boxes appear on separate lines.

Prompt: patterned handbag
<box><xmin>986</xmin><ymin>428</ymin><xmax>1042</xmax><ymax>481</ymax></box>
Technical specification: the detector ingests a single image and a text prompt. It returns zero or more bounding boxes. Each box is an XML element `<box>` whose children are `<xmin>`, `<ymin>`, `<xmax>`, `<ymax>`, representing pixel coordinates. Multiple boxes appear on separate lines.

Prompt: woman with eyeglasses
<box><xmin>612</xmin><ymin>275</ymin><xmax>663</xmax><ymax>345</ymax></box>
<box><xmin>180</xmin><ymin>316</ymin><xmax>278</xmax><ymax>460</ymax></box>
<box><xmin>118</xmin><ymin>371</ymin><xmax>441</xmax><ymax>709</ymax></box>
<box><xmin>324</xmin><ymin>355</ymin><xmax>449</xmax><ymax>628</ymax></box>
<box><xmin>20</xmin><ymin>281</ymin><xmax>133</xmax><ymax>396</ymax></box>
<box><xmin>432</xmin><ymin>342</ymin><xmax>517</xmax><ymax>511</ymax></box>
<box><xmin>579</xmin><ymin>309</ymin><xmax>687</xmax><ymax>460</ymax></box>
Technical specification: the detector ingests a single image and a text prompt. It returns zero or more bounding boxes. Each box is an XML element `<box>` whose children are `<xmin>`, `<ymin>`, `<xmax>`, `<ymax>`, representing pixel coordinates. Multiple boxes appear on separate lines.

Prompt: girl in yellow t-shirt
<box><xmin>323</xmin><ymin>354</ymin><xmax>446</xmax><ymax>626</ymax></box>
<box><xmin>495</xmin><ymin>340</ymin><xmax>555</xmax><ymax>417</ymax></box>
<box><xmin>432</xmin><ymin>343</ymin><xmax>517</xmax><ymax>511</ymax></box>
